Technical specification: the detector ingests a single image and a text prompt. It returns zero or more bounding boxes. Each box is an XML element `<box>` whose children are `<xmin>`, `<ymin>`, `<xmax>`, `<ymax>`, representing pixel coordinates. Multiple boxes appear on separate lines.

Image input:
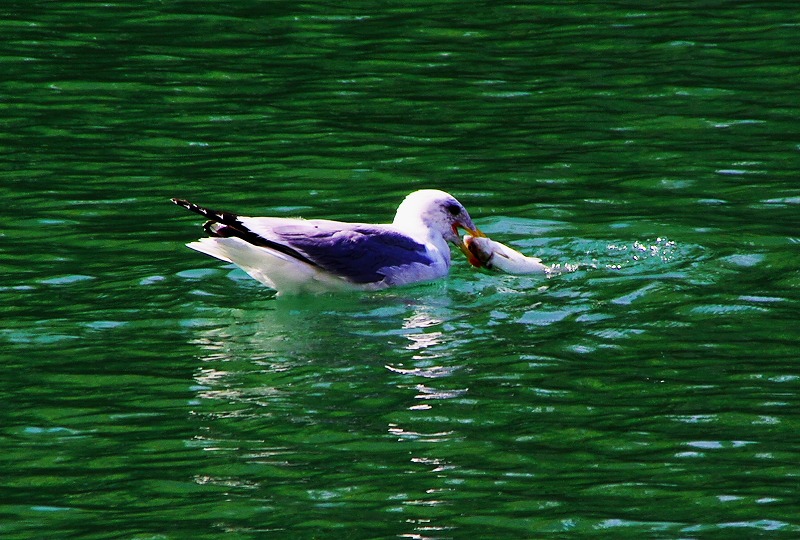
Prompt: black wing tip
<box><xmin>171</xmin><ymin>197</ymin><xmax>206</xmax><ymax>216</ymax></box>
<box><xmin>171</xmin><ymin>198</ymin><xmax>245</xmax><ymax>230</ymax></box>
<box><xmin>172</xmin><ymin>198</ymin><xmax>219</xmax><ymax>219</ymax></box>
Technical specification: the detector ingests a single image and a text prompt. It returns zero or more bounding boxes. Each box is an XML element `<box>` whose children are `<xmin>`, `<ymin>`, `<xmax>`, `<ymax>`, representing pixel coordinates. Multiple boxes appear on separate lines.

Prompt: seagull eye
<box><xmin>446</xmin><ymin>203</ymin><xmax>461</xmax><ymax>216</ymax></box>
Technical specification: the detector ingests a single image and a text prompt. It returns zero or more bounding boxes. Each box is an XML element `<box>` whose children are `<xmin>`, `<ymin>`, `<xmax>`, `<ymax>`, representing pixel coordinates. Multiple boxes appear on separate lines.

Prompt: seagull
<box><xmin>172</xmin><ymin>189</ymin><xmax>484</xmax><ymax>295</ymax></box>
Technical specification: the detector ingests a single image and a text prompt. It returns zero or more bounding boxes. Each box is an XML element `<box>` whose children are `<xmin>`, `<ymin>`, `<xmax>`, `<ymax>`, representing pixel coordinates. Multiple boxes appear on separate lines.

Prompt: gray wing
<box><xmin>272</xmin><ymin>223</ymin><xmax>434</xmax><ymax>284</ymax></box>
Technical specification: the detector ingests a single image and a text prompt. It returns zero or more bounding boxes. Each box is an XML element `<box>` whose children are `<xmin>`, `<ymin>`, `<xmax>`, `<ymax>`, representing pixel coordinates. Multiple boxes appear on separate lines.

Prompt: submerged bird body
<box><xmin>172</xmin><ymin>190</ymin><xmax>482</xmax><ymax>295</ymax></box>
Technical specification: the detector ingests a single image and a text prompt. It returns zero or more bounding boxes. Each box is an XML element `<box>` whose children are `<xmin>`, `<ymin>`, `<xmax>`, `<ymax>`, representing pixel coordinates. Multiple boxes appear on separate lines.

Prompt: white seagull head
<box><xmin>392</xmin><ymin>189</ymin><xmax>484</xmax><ymax>245</ymax></box>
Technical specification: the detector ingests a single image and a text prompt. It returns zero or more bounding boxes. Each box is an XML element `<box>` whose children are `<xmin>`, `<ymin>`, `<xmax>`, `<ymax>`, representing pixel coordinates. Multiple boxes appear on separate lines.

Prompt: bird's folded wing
<box><xmin>239</xmin><ymin>219</ymin><xmax>434</xmax><ymax>285</ymax></box>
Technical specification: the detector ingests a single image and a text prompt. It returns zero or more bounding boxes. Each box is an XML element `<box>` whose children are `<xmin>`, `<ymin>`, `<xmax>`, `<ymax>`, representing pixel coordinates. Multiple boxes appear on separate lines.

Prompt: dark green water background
<box><xmin>2</xmin><ymin>1</ymin><xmax>799</xmax><ymax>538</ymax></box>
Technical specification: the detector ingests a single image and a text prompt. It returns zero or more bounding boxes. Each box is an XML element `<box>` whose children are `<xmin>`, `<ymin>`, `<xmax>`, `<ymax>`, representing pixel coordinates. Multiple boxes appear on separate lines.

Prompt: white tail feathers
<box><xmin>186</xmin><ymin>237</ymin><xmax>353</xmax><ymax>294</ymax></box>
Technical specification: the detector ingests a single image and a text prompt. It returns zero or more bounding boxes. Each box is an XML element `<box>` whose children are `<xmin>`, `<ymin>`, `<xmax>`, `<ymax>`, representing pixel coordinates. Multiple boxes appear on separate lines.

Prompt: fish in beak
<box><xmin>462</xmin><ymin>234</ymin><xmax>550</xmax><ymax>274</ymax></box>
<box><xmin>452</xmin><ymin>223</ymin><xmax>486</xmax><ymax>267</ymax></box>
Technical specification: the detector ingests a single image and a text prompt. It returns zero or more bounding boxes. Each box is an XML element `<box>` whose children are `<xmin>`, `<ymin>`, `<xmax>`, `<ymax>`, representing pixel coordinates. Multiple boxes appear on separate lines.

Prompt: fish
<box><xmin>461</xmin><ymin>235</ymin><xmax>549</xmax><ymax>274</ymax></box>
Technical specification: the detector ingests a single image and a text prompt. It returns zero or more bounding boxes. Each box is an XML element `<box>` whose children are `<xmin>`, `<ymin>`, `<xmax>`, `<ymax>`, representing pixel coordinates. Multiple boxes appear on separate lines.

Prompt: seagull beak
<box><xmin>452</xmin><ymin>222</ymin><xmax>486</xmax><ymax>239</ymax></box>
<box><xmin>459</xmin><ymin>240</ymin><xmax>482</xmax><ymax>267</ymax></box>
<box><xmin>453</xmin><ymin>224</ymin><xmax>486</xmax><ymax>267</ymax></box>
<box><xmin>466</xmin><ymin>225</ymin><xmax>486</xmax><ymax>239</ymax></box>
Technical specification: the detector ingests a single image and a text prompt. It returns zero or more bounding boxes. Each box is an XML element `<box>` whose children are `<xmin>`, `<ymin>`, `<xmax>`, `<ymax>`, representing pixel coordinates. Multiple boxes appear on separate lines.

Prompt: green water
<box><xmin>2</xmin><ymin>1</ymin><xmax>799</xmax><ymax>538</ymax></box>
